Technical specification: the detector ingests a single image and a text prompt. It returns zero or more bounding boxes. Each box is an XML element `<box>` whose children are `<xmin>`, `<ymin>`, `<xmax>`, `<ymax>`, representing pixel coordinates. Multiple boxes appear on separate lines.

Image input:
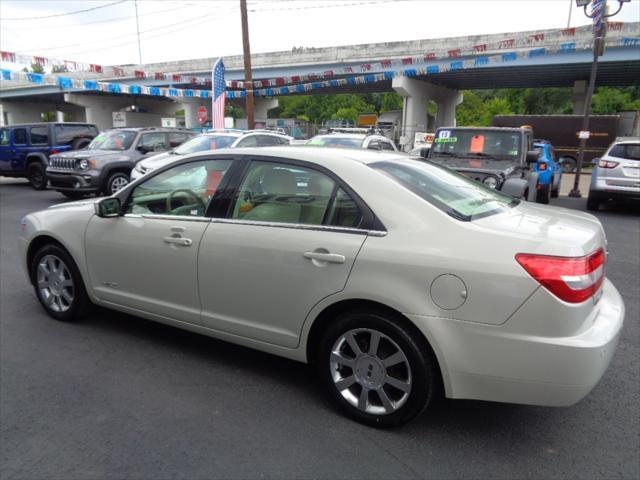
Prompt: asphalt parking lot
<box><xmin>1</xmin><ymin>180</ymin><xmax>638</xmax><ymax>480</ymax></box>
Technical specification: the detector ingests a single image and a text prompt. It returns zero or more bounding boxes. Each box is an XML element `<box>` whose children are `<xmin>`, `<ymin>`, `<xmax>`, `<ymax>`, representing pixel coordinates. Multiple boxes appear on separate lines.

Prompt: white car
<box><xmin>20</xmin><ymin>147</ymin><xmax>624</xmax><ymax>427</ymax></box>
<box><xmin>307</xmin><ymin>132</ymin><xmax>397</xmax><ymax>151</ymax></box>
<box><xmin>130</xmin><ymin>130</ymin><xmax>292</xmax><ymax>181</ymax></box>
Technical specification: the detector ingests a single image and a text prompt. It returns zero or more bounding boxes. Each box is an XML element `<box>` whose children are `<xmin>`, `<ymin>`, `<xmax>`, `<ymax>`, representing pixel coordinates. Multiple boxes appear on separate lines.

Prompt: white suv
<box><xmin>131</xmin><ymin>130</ymin><xmax>292</xmax><ymax>180</ymax></box>
<box><xmin>587</xmin><ymin>138</ymin><xmax>640</xmax><ymax>210</ymax></box>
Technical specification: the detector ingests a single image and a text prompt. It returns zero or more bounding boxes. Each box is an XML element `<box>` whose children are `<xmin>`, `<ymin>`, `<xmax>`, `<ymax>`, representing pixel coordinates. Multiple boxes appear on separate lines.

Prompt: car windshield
<box><xmin>87</xmin><ymin>131</ymin><xmax>136</xmax><ymax>151</ymax></box>
<box><xmin>431</xmin><ymin>129</ymin><xmax>522</xmax><ymax>160</ymax></box>
<box><xmin>174</xmin><ymin>134</ymin><xmax>237</xmax><ymax>154</ymax></box>
<box><xmin>307</xmin><ymin>136</ymin><xmax>364</xmax><ymax>149</ymax></box>
<box><xmin>371</xmin><ymin>160</ymin><xmax>518</xmax><ymax>220</ymax></box>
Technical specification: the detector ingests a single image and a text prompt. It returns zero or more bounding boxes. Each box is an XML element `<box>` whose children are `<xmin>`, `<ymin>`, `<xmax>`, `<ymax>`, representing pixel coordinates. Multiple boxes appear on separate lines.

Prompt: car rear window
<box><xmin>307</xmin><ymin>137</ymin><xmax>364</xmax><ymax>149</ymax></box>
<box><xmin>608</xmin><ymin>143</ymin><xmax>640</xmax><ymax>161</ymax></box>
<box><xmin>371</xmin><ymin>160</ymin><xmax>518</xmax><ymax>221</ymax></box>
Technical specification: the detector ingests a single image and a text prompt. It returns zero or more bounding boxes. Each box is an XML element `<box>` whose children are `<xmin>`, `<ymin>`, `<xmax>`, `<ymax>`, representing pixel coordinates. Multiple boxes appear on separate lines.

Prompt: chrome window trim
<box><xmin>124</xmin><ymin>213</ymin><xmax>211</xmax><ymax>223</ymax></box>
<box><xmin>209</xmin><ymin>217</ymin><xmax>387</xmax><ymax>237</ymax></box>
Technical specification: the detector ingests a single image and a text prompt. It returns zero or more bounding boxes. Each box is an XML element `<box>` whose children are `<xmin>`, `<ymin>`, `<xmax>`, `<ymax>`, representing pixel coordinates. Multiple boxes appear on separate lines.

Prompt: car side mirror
<box><xmin>95</xmin><ymin>197</ymin><xmax>122</xmax><ymax>218</ymax></box>
<box><xmin>420</xmin><ymin>147</ymin><xmax>430</xmax><ymax>158</ymax></box>
<box><xmin>526</xmin><ymin>150</ymin><xmax>539</xmax><ymax>164</ymax></box>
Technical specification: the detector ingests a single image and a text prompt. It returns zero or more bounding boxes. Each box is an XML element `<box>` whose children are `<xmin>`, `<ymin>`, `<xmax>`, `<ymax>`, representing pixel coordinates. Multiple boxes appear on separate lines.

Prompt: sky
<box><xmin>0</xmin><ymin>0</ymin><xmax>639</xmax><ymax>68</ymax></box>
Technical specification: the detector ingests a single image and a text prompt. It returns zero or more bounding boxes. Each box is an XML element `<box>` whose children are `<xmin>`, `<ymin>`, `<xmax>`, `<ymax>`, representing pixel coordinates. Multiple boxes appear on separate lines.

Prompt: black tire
<box><xmin>30</xmin><ymin>243</ymin><xmax>92</xmax><ymax>322</ymax></box>
<box><xmin>71</xmin><ymin>137</ymin><xmax>91</xmax><ymax>150</ymax></box>
<box><xmin>560</xmin><ymin>157</ymin><xmax>577</xmax><ymax>173</ymax></box>
<box><xmin>61</xmin><ymin>191</ymin><xmax>88</xmax><ymax>200</ymax></box>
<box><xmin>26</xmin><ymin>161</ymin><xmax>47</xmax><ymax>190</ymax></box>
<box><xmin>103</xmin><ymin>172</ymin><xmax>129</xmax><ymax>196</ymax></box>
<box><xmin>586</xmin><ymin>191</ymin><xmax>600</xmax><ymax>211</ymax></box>
<box><xmin>536</xmin><ymin>184</ymin><xmax>550</xmax><ymax>204</ymax></box>
<box><xmin>316</xmin><ymin>309</ymin><xmax>439</xmax><ymax>428</ymax></box>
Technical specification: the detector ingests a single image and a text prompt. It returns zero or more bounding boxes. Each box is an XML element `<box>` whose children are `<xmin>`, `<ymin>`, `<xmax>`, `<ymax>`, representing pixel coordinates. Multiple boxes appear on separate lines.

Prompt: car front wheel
<box><xmin>104</xmin><ymin>172</ymin><xmax>129</xmax><ymax>195</ymax></box>
<box><xmin>31</xmin><ymin>244</ymin><xmax>92</xmax><ymax>321</ymax></box>
<box><xmin>317</xmin><ymin>309</ymin><xmax>439</xmax><ymax>428</ymax></box>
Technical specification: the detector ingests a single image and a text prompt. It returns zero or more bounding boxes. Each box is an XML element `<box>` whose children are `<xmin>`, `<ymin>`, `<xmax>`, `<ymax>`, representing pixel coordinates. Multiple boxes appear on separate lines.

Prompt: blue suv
<box><xmin>533</xmin><ymin>140</ymin><xmax>563</xmax><ymax>204</ymax></box>
<box><xmin>0</xmin><ymin>122</ymin><xmax>98</xmax><ymax>190</ymax></box>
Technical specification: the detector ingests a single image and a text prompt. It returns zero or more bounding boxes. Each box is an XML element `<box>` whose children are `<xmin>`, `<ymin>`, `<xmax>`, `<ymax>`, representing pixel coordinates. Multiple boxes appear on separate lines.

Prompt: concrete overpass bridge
<box><xmin>1</xmin><ymin>22</ymin><xmax>638</xmax><ymax>139</ymax></box>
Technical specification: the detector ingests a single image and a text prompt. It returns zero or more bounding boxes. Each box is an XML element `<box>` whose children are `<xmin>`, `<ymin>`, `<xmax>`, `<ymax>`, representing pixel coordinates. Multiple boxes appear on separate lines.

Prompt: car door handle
<box><xmin>303</xmin><ymin>251</ymin><xmax>345</xmax><ymax>264</ymax></box>
<box><xmin>163</xmin><ymin>236</ymin><xmax>192</xmax><ymax>246</ymax></box>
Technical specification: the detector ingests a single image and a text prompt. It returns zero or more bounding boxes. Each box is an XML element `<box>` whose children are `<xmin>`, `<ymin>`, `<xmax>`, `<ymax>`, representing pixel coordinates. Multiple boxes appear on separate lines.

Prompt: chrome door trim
<box><xmin>209</xmin><ymin>217</ymin><xmax>387</xmax><ymax>237</ymax></box>
<box><xmin>124</xmin><ymin>213</ymin><xmax>212</xmax><ymax>223</ymax></box>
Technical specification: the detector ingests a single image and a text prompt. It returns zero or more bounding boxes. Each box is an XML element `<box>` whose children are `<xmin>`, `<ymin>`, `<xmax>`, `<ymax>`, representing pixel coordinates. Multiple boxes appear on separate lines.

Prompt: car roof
<box><xmin>613</xmin><ymin>137</ymin><xmax>640</xmax><ymax>144</ymax></box>
<box><xmin>313</xmin><ymin>133</ymin><xmax>367</xmax><ymax>139</ymax></box>
<box><xmin>178</xmin><ymin>145</ymin><xmax>404</xmax><ymax>167</ymax></box>
<box><xmin>438</xmin><ymin>126</ymin><xmax>526</xmax><ymax>133</ymax></box>
<box><xmin>110</xmin><ymin>127</ymin><xmax>192</xmax><ymax>133</ymax></box>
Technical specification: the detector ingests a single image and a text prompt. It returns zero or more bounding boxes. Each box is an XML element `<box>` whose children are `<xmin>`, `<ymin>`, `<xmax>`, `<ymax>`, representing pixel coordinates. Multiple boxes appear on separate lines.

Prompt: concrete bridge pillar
<box><xmin>435</xmin><ymin>90</ymin><xmax>463</xmax><ymax>129</ymax></box>
<box><xmin>180</xmin><ymin>98</ymin><xmax>208</xmax><ymax>129</ymax></box>
<box><xmin>65</xmin><ymin>93</ymin><xmax>132</xmax><ymax>131</ymax></box>
<box><xmin>254</xmin><ymin>98</ymin><xmax>279</xmax><ymax>120</ymax></box>
<box><xmin>392</xmin><ymin>77</ymin><xmax>462</xmax><ymax>150</ymax></box>
<box><xmin>392</xmin><ymin>77</ymin><xmax>430</xmax><ymax>150</ymax></box>
<box><xmin>573</xmin><ymin>80</ymin><xmax>588</xmax><ymax>115</ymax></box>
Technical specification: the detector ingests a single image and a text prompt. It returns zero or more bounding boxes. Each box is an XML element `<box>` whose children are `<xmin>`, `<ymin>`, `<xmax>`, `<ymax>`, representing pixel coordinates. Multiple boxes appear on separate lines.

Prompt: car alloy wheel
<box><xmin>330</xmin><ymin>328</ymin><xmax>412</xmax><ymax>415</ymax></box>
<box><xmin>110</xmin><ymin>176</ymin><xmax>128</xmax><ymax>194</ymax></box>
<box><xmin>36</xmin><ymin>254</ymin><xmax>74</xmax><ymax>313</ymax></box>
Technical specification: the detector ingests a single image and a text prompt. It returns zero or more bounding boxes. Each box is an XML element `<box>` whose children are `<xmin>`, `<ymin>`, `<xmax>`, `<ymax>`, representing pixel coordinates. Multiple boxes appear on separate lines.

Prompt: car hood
<box><xmin>473</xmin><ymin>201</ymin><xmax>605</xmax><ymax>257</ymax></box>
<box><xmin>54</xmin><ymin>149</ymin><xmax>127</xmax><ymax>159</ymax></box>
<box><xmin>429</xmin><ymin>156</ymin><xmax>519</xmax><ymax>175</ymax></box>
<box><xmin>47</xmin><ymin>197</ymin><xmax>102</xmax><ymax>210</ymax></box>
<box><xmin>139</xmin><ymin>151</ymin><xmax>180</xmax><ymax>168</ymax></box>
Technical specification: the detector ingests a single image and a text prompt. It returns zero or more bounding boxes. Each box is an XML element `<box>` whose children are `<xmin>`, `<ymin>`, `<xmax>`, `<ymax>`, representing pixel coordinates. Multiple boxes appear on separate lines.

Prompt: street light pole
<box><xmin>240</xmin><ymin>0</ymin><xmax>255</xmax><ymax>130</ymax></box>
<box><xmin>569</xmin><ymin>0</ymin><xmax>629</xmax><ymax>198</ymax></box>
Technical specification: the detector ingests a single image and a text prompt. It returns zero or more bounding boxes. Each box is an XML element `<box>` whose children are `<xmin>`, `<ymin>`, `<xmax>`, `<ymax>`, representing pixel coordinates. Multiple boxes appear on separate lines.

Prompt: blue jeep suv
<box><xmin>0</xmin><ymin>122</ymin><xmax>98</xmax><ymax>190</ymax></box>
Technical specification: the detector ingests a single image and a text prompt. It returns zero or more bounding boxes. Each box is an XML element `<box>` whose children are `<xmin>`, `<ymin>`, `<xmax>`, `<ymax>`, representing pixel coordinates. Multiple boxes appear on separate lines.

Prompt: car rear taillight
<box><xmin>515</xmin><ymin>248</ymin><xmax>605</xmax><ymax>303</ymax></box>
<box><xmin>598</xmin><ymin>159</ymin><xmax>619</xmax><ymax>168</ymax></box>
<box><xmin>50</xmin><ymin>149</ymin><xmax>61</xmax><ymax>155</ymax></box>
<box><xmin>537</xmin><ymin>163</ymin><xmax>548</xmax><ymax>171</ymax></box>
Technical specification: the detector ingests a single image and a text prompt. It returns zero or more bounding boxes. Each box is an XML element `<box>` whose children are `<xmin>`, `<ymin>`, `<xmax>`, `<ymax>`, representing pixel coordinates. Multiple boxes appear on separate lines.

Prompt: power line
<box><xmin>13</xmin><ymin>7</ymin><xmax>237</xmax><ymax>54</ymax></box>
<box><xmin>2</xmin><ymin>0</ymin><xmax>128</xmax><ymax>21</ymax></box>
<box><xmin>24</xmin><ymin>7</ymin><xmax>238</xmax><ymax>59</ymax></box>
<box><xmin>2</xmin><ymin>3</ymin><xmax>194</xmax><ymax>31</ymax></box>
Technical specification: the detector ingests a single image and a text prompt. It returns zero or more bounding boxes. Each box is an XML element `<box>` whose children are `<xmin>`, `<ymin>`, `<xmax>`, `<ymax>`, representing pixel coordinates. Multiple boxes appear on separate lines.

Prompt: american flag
<box><xmin>211</xmin><ymin>58</ymin><xmax>226</xmax><ymax>129</ymax></box>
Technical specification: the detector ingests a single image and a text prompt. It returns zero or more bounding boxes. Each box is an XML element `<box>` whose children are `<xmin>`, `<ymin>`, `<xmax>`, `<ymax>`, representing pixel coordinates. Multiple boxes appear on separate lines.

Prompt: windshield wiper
<box><xmin>431</xmin><ymin>151</ymin><xmax>456</xmax><ymax>156</ymax></box>
<box><xmin>446</xmin><ymin>209</ymin><xmax>470</xmax><ymax>221</ymax></box>
<box><xmin>464</xmin><ymin>152</ymin><xmax>496</xmax><ymax>159</ymax></box>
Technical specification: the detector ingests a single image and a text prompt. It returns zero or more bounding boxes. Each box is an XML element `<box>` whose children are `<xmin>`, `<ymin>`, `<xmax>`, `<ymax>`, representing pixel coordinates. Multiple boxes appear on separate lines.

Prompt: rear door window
<box><xmin>236</xmin><ymin>135</ymin><xmax>258</xmax><ymax>147</ymax></box>
<box><xmin>0</xmin><ymin>129</ymin><xmax>9</xmax><ymax>146</ymax></box>
<box><xmin>380</xmin><ymin>140</ymin><xmax>395</xmax><ymax>151</ymax></box>
<box><xmin>30</xmin><ymin>126</ymin><xmax>49</xmax><ymax>145</ymax></box>
<box><xmin>13</xmin><ymin>129</ymin><xmax>27</xmax><ymax>145</ymax></box>
<box><xmin>138</xmin><ymin>133</ymin><xmax>167</xmax><ymax>151</ymax></box>
<box><xmin>257</xmin><ymin>135</ymin><xmax>282</xmax><ymax>147</ymax></box>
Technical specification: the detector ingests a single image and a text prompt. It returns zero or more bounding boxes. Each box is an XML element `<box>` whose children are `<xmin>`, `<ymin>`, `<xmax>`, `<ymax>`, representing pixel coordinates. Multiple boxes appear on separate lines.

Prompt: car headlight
<box><xmin>483</xmin><ymin>176</ymin><xmax>498</xmax><ymax>189</ymax></box>
<box><xmin>78</xmin><ymin>159</ymin><xmax>89</xmax><ymax>170</ymax></box>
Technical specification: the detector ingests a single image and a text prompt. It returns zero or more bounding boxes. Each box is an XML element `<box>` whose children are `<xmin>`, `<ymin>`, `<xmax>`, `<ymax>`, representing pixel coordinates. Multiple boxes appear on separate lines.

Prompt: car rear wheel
<box><xmin>31</xmin><ymin>244</ymin><xmax>92</xmax><ymax>322</ymax></box>
<box><xmin>536</xmin><ymin>184</ymin><xmax>551</xmax><ymax>204</ymax></box>
<box><xmin>104</xmin><ymin>172</ymin><xmax>129</xmax><ymax>195</ymax></box>
<box><xmin>316</xmin><ymin>309</ymin><xmax>438</xmax><ymax>428</ymax></box>
<box><xmin>586</xmin><ymin>191</ymin><xmax>600</xmax><ymax>211</ymax></box>
<box><xmin>26</xmin><ymin>162</ymin><xmax>47</xmax><ymax>190</ymax></box>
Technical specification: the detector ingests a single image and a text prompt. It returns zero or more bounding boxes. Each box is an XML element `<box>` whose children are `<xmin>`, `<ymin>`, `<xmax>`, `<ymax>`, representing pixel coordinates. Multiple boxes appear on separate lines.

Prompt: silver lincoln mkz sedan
<box><xmin>20</xmin><ymin>147</ymin><xmax>624</xmax><ymax>427</ymax></box>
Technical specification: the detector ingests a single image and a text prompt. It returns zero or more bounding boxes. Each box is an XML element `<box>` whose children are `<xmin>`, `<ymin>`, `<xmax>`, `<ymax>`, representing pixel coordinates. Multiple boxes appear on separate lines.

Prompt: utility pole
<box><xmin>240</xmin><ymin>0</ymin><xmax>254</xmax><ymax>130</ymax></box>
<box><xmin>134</xmin><ymin>0</ymin><xmax>142</xmax><ymax>64</ymax></box>
<box><xmin>569</xmin><ymin>0</ymin><xmax>628</xmax><ymax>198</ymax></box>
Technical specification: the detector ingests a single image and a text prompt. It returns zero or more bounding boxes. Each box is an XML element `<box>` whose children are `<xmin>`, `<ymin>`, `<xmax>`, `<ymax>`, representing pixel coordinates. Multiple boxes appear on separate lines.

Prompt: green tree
<box><xmin>22</xmin><ymin>63</ymin><xmax>45</xmax><ymax>74</ymax></box>
<box><xmin>591</xmin><ymin>86</ymin><xmax>640</xmax><ymax>114</ymax></box>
